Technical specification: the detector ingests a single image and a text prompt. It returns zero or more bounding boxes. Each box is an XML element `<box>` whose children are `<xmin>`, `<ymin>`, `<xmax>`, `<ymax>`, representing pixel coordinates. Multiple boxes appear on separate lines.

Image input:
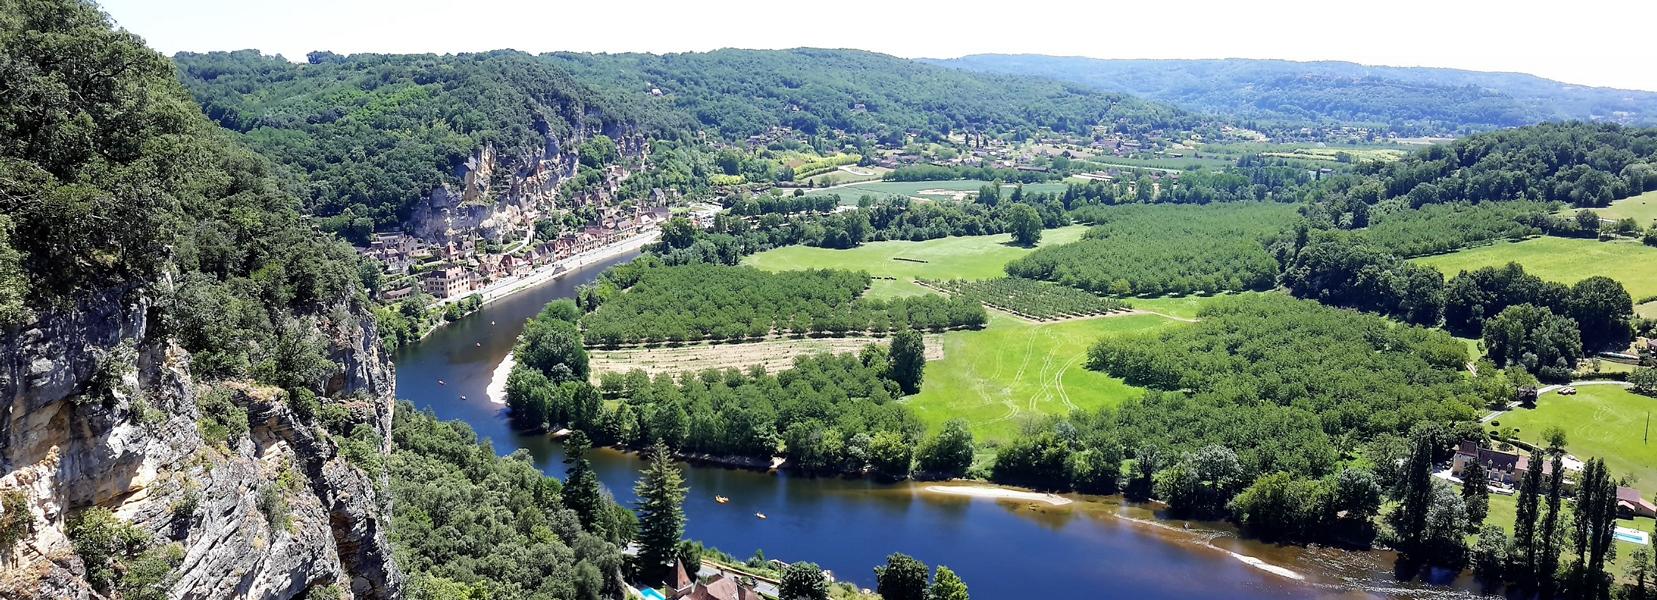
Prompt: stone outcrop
<box><xmin>0</xmin><ymin>287</ymin><xmax>402</xmax><ymax>599</ymax></box>
<box><xmin>408</xmin><ymin>129</ymin><xmax>651</xmax><ymax>245</ymax></box>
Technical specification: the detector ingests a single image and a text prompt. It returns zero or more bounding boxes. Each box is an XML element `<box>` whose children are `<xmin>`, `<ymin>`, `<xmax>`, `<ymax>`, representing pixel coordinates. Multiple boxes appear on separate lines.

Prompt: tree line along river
<box><xmin>392</xmin><ymin>249</ymin><xmax>1486</xmax><ymax>599</ymax></box>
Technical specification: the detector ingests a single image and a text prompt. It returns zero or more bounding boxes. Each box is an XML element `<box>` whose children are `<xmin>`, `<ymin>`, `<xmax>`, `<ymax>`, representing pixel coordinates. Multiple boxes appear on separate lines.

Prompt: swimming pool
<box><xmin>639</xmin><ymin>588</ymin><xmax>667</xmax><ymax>600</ymax></box>
<box><xmin>1615</xmin><ymin>527</ymin><xmax>1650</xmax><ymax>545</ymax></box>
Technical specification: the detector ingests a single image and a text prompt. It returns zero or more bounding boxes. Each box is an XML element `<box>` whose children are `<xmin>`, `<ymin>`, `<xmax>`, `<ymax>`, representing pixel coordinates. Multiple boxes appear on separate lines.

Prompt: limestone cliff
<box><xmin>0</xmin><ymin>286</ymin><xmax>402</xmax><ymax>599</ymax></box>
<box><xmin>409</xmin><ymin>129</ymin><xmax>653</xmax><ymax>245</ymax></box>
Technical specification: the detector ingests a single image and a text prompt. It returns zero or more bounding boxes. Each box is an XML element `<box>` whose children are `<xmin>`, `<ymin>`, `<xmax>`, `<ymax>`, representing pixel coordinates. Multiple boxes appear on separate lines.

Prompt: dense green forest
<box><xmin>172</xmin><ymin>49</ymin><xmax>648</xmax><ymax>232</ymax></box>
<box><xmin>391</xmin><ymin>402</ymin><xmax>631</xmax><ymax>599</ymax></box>
<box><xmin>1350</xmin><ymin>201</ymin><xmax>1552</xmax><ymax>257</ymax></box>
<box><xmin>578</xmin><ymin>261</ymin><xmax>986</xmax><ymax>345</ymax></box>
<box><xmin>1004</xmin><ymin>203</ymin><xmax>1295</xmax><ymax>295</ymax></box>
<box><xmin>0</xmin><ymin>0</ymin><xmax>375</xmax><ymax>390</ymax></box>
<box><xmin>927</xmin><ymin>55</ymin><xmax>1657</xmax><ymax>135</ymax></box>
<box><xmin>543</xmin><ymin>48</ymin><xmax>1206</xmax><ymax>141</ymax></box>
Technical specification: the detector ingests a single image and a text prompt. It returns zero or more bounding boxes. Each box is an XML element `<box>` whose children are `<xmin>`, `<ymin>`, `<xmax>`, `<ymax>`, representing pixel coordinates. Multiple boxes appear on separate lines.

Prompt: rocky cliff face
<box><xmin>0</xmin><ymin>286</ymin><xmax>402</xmax><ymax>599</ymax></box>
<box><xmin>409</xmin><ymin>129</ymin><xmax>652</xmax><ymax>245</ymax></box>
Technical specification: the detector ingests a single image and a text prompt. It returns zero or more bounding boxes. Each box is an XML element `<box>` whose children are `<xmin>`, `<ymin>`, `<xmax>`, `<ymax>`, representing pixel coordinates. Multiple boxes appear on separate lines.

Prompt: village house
<box><xmin>669</xmin><ymin>560</ymin><xmax>761</xmax><ymax>600</ymax></box>
<box><xmin>421</xmin><ymin>265</ymin><xmax>474</xmax><ymax>299</ymax></box>
<box><xmin>1618</xmin><ymin>486</ymin><xmax>1657</xmax><ymax>519</ymax></box>
<box><xmin>1451</xmin><ymin>440</ymin><xmax>1576</xmax><ymax>490</ymax></box>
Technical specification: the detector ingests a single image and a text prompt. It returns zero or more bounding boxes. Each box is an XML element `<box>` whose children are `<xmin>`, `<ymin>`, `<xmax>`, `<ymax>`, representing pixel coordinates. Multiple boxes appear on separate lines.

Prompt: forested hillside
<box><xmin>542</xmin><ymin>48</ymin><xmax>1206</xmax><ymax>141</ymax></box>
<box><xmin>927</xmin><ymin>55</ymin><xmax>1657</xmax><ymax>134</ymax></box>
<box><xmin>173</xmin><ymin>49</ymin><xmax>649</xmax><ymax>230</ymax></box>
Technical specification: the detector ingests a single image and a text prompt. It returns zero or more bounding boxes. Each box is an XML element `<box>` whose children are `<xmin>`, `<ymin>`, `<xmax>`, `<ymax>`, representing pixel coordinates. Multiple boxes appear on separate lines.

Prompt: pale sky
<box><xmin>100</xmin><ymin>0</ymin><xmax>1657</xmax><ymax>92</ymax></box>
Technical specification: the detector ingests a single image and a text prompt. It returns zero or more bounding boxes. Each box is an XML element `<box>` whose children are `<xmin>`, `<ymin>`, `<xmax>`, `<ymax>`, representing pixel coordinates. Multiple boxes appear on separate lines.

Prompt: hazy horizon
<box><xmin>100</xmin><ymin>0</ymin><xmax>1657</xmax><ymax>93</ymax></box>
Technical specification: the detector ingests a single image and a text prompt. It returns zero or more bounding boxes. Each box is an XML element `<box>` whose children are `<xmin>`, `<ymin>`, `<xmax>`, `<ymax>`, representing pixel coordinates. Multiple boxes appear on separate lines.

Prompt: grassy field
<box><xmin>1495</xmin><ymin>385</ymin><xmax>1657</xmax><ymax>494</ymax></box>
<box><xmin>589</xmin><ymin>334</ymin><xmax>944</xmax><ymax>378</ymax></box>
<box><xmin>903</xmin><ymin>312</ymin><xmax>1179</xmax><ymax>444</ymax></box>
<box><xmin>1559</xmin><ymin>190</ymin><xmax>1657</xmax><ymax>226</ymax></box>
<box><xmin>743</xmin><ymin>225</ymin><xmax>1088</xmax><ymax>296</ymax></box>
<box><xmin>1413</xmin><ymin>237</ymin><xmax>1657</xmax><ymax>299</ymax></box>
<box><xmin>799</xmin><ymin>179</ymin><xmax>1073</xmax><ymax>204</ymax></box>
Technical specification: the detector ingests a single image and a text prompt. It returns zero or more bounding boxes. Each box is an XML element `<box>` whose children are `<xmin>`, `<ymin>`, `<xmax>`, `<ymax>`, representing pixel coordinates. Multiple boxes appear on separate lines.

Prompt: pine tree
<box><xmin>1461</xmin><ymin>460</ymin><xmax>1490</xmax><ymax>528</ymax></box>
<box><xmin>634</xmin><ymin>440</ymin><xmax>687</xmax><ymax>583</ymax></box>
<box><xmin>928</xmin><ymin>566</ymin><xmax>971</xmax><ymax>600</ymax></box>
<box><xmin>561</xmin><ymin>431</ymin><xmax>605</xmax><ymax>536</ymax></box>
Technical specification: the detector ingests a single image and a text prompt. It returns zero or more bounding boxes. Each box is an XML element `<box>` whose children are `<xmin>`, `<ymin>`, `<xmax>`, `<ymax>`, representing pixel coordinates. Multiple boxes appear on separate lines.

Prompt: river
<box><xmin>392</xmin><ymin>249</ymin><xmax>1482</xmax><ymax>599</ymax></box>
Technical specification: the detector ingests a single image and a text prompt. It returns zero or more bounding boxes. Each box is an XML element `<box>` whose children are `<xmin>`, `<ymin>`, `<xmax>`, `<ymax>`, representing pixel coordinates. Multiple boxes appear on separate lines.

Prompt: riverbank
<box><xmin>435</xmin><ymin>229</ymin><xmax>661</xmax><ymax>309</ymax></box>
<box><xmin>921</xmin><ymin>484</ymin><xmax>1073</xmax><ymax>506</ymax></box>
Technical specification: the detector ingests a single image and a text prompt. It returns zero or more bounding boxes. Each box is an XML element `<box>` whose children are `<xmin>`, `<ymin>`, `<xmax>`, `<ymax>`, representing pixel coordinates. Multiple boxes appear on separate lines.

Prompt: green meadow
<box><xmin>1413</xmin><ymin>236</ymin><xmax>1657</xmax><ymax>299</ymax></box>
<box><xmin>904</xmin><ymin>312</ymin><xmax>1177</xmax><ymax>444</ymax></box>
<box><xmin>743</xmin><ymin>224</ymin><xmax>1088</xmax><ymax>297</ymax></box>
<box><xmin>1561</xmin><ymin>189</ymin><xmax>1657</xmax><ymax>226</ymax></box>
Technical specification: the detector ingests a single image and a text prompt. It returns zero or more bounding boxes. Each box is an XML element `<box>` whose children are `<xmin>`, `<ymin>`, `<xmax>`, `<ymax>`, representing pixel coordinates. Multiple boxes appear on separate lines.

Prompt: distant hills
<box><xmin>924</xmin><ymin>55</ymin><xmax>1657</xmax><ymax>135</ymax></box>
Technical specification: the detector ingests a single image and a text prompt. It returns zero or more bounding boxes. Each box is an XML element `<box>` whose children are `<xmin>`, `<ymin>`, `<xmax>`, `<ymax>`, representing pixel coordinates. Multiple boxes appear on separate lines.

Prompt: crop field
<box><xmin>921</xmin><ymin>277</ymin><xmax>1128</xmax><ymax>321</ymax></box>
<box><xmin>1413</xmin><ymin>237</ymin><xmax>1657</xmax><ymax>299</ymax></box>
<box><xmin>588</xmin><ymin>334</ymin><xmax>945</xmax><ymax>378</ymax></box>
<box><xmin>1495</xmin><ymin>385</ymin><xmax>1657</xmax><ymax>494</ymax></box>
<box><xmin>904</xmin><ymin>312</ymin><xmax>1181</xmax><ymax>444</ymax></box>
<box><xmin>799</xmin><ymin>179</ymin><xmax>1072</xmax><ymax>203</ymax></box>
<box><xmin>801</xmin><ymin>164</ymin><xmax>890</xmax><ymax>186</ymax></box>
<box><xmin>742</xmin><ymin>225</ymin><xmax>1088</xmax><ymax>297</ymax></box>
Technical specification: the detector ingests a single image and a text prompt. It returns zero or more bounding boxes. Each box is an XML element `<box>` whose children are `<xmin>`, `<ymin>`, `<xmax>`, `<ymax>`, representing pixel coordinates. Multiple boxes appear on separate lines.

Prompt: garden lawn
<box><xmin>1495</xmin><ymin>385</ymin><xmax>1657</xmax><ymax>495</ymax></box>
<box><xmin>743</xmin><ymin>225</ymin><xmax>1087</xmax><ymax>298</ymax></box>
<box><xmin>1413</xmin><ymin>237</ymin><xmax>1657</xmax><ymax>299</ymax></box>
<box><xmin>903</xmin><ymin>312</ymin><xmax>1182</xmax><ymax>444</ymax></box>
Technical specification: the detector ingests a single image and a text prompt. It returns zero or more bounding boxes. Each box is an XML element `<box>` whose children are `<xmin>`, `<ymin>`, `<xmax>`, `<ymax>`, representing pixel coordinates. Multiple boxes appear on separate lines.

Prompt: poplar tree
<box><xmin>1538</xmin><ymin>453</ymin><xmax>1566</xmax><ymax>598</ymax></box>
<box><xmin>1571</xmin><ymin>458</ymin><xmax>1618</xmax><ymax>598</ymax></box>
<box><xmin>889</xmin><ymin>330</ymin><xmax>926</xmax><ymax>395</ymax></box>
<box><xmin>1513</xmin><ymin>447</ymin><xmax>1545</xmax><ymax>587</ymax></box>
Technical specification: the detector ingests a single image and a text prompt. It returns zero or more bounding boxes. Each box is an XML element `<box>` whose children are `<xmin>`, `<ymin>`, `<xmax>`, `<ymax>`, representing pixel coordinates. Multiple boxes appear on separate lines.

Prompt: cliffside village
<box><xmin>353</xmin><ymin>137</ymin><xmax>713</xmax><ymax>304</ymax></box>
<box><xmin>361</xmin><ymin>203</ymin><xmax>675</xmax><ymax>302</ymax></box>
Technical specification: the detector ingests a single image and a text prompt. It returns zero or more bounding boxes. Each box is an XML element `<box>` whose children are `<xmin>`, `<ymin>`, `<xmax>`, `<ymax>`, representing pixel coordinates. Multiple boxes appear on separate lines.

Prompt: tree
<box><xmin>1627</xmin><ymin>546</ymin><xmax>1653</xmax><ymax>600</ymax></box>
<box><xmin>889</xmin><ymin>329</ymin><xmax>926</xmax><ymax>395</ymax></box>
<box><xmin>915</xmin><ymin>419</ymin><xmax>974</xmax><ymax>478</ymax></box>
<box><xmin>517</xmin><ymin>317</ymin><xmax>590</xmax><ymax>383</ymax></box>
<box><xmin>1513</xmin><ymin>447</ymin><xmax>1546</xmax><ymax>588</ymax></box>
<box><xmin>633</xmin><ymin>440</ymin><xmax>687</xmax><ymax>583</ymax></box>
<box><xmin>867</xmin><ymin>431</ymin><xmax>913</xmax><ymax>480</ymax></box>
<box><xmin>1472</xmin><ymin>525</ymin><xmax>1509</xmax><ymax>584</ymax></box>
<box><xmin>779</xmin><ymin>562</ymin><xmax>829</xmax><ymax>600</ymax></box>
<box><xmin>1460</xmin><ymin>460</ymin><xmax>1490</xmax><ymax>528</ymax></box>
<box><xmin>1570</xmin><ymin>458</ymin><xmax>1619</xmax><ymax>598</ymax></box>
<box><xmin>1568</xmin><ymin>276</ymin><xmax>1633</xmax><ymax>350</ymax></box>
<box><xmin>874</xmin><ymin>553</ymin><xmax>929</xmax><ymax>600</ymax></box>
<box><xmin>928</xmin><ymin>566</ymin><xmax>970</xmax><ymax>600</ymax></box>
<box><xmin>1538</xmin><ymin>453</ymin><xmax>1567</xmax><ymax>598</ymax></box>
<box><xmin>1482</xmin><ymin>303</ymin><xmax>1582</xmax><ymax>382</ymax></box>
<box><xmin>1007</xmin><ymin>203</ymin><xmax>1042</xmax><ymax>246</ymax></box>
<box><xmin>1390</xmin><ymin>430</ymin><xmax>1436</xmax><ymax>546</ymax></box>
<box><xmin>562</xmin><ymin>431</ymin><xmax>606</xmax><ymax>536</ymax></box>
<box><xmin>1633</xmin><ymin>367</ymin><xmax>1657</xmax><ymax>396</ymax></box>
